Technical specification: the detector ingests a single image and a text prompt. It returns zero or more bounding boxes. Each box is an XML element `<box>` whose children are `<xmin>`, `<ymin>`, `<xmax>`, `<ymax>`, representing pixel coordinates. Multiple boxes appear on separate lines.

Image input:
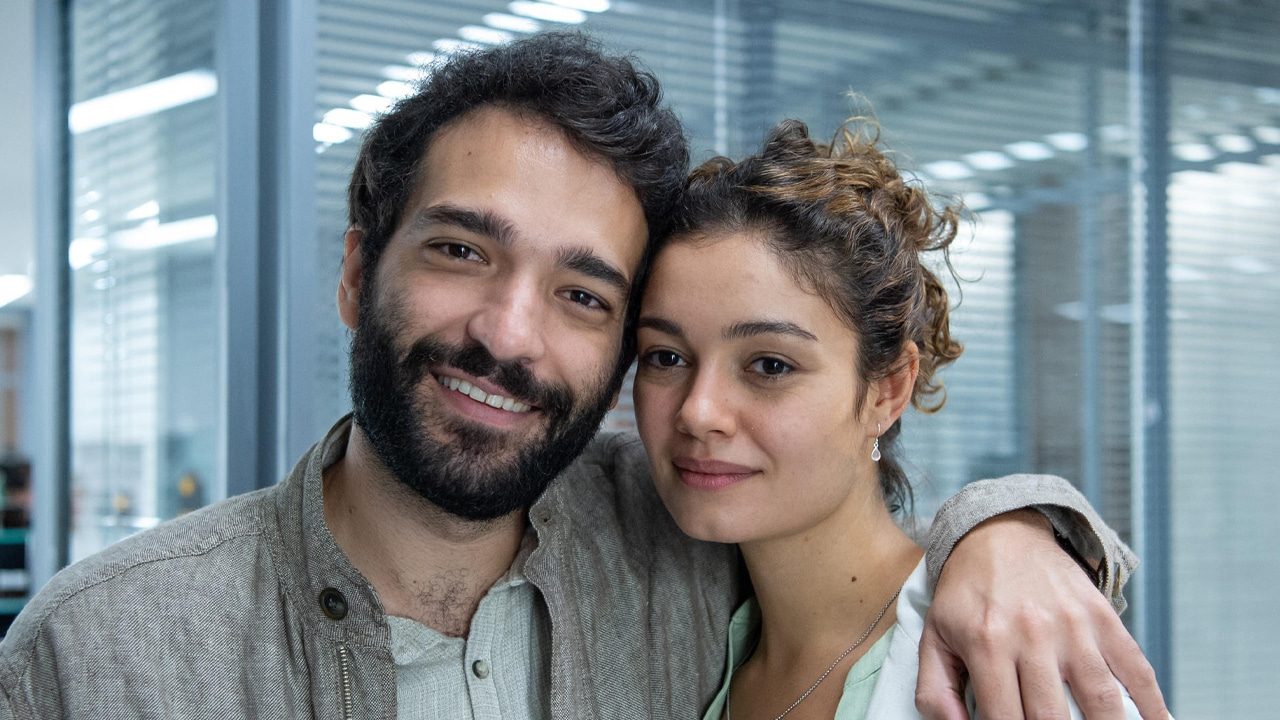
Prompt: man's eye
<box><xmin>434</xmin><ymin>243</ymin><xmax>482</xmax><ymax>262</ymax></box>
<box><xmin>642</xmin><ymin>350</ymin><xmax>686</xmax><ymax>368</ymax></box>
<box><xmin>750</xmin><ymin>357</ymin><xmax>794</xmax><ymax>377</ymax></box>
<box><xmin>565</xmin><ymin>289</ymin><xmax>606</xmax><ymax>310</ymax></box>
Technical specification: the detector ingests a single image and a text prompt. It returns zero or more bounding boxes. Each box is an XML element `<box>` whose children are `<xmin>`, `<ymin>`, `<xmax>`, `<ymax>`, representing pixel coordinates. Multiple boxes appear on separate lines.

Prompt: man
<box><xmin>1</xmin><ymin>33</ymin><xmax>1164</xmax><ymax>719</ymax></box>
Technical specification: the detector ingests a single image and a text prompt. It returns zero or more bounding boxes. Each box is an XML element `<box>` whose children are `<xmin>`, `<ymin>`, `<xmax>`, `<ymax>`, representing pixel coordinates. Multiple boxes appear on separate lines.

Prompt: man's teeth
<box><xmin>437</xmin><ymin>376</ymin><xmax>532</xmax><ymax>413</ymax></box>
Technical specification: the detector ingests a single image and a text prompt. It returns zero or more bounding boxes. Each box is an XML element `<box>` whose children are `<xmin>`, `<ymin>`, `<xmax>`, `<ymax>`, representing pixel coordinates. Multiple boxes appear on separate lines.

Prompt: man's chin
<box><xmin>429</xmin><ymin>415</ymin><xmax>546</xmax><ymax>459</ymax></box>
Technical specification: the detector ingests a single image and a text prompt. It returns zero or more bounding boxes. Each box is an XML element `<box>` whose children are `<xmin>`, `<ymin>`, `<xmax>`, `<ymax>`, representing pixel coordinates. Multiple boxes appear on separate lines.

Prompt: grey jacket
<box><xmin>0</xmin><ymin>418</ymin><xmax>1133</xmax><ymax>719</ymax></box>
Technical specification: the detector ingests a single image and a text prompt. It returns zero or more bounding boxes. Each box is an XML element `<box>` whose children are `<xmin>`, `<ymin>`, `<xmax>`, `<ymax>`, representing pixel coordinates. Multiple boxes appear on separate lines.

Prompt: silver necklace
<box><xmin>727</xmin><ymin>587</ymin><xmax>901</xmax><ymax>720</ymax></box>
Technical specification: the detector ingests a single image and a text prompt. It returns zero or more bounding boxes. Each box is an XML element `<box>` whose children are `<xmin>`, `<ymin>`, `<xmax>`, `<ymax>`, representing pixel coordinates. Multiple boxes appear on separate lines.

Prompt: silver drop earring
<box><xmin>871</xmin><ymin>423</ymin><xmax>882</xmax><ymax>462</ymax></box>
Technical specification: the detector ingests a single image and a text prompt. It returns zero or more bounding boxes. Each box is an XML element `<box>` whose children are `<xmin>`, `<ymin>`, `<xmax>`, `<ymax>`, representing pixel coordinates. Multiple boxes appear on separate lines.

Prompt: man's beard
<box><xmin>348</xmin><ymin>293</ymin><xmax>616</xmax><ymax>521</ymax></box>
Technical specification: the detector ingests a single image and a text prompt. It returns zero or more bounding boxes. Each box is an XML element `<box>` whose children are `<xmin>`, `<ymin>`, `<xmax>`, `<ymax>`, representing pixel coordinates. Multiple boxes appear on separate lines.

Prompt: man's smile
<box><xmin>434</xmin><ymin>373</ymin><xmax>535</xmax><ymax>414</ymax></box>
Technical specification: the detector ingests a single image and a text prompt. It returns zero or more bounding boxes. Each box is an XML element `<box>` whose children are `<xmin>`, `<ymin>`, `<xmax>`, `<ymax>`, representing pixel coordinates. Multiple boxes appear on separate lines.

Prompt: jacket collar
<box><xmin>272</xmin><ymin>415</ymin><xmax>392</xmax><ymax>645</ymax></box>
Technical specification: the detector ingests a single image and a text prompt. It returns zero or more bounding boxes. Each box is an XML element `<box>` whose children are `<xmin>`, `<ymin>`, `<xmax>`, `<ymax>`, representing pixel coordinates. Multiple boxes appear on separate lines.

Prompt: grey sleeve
<box><xmin>924</xmin><ymin>474</ymin><xmax>1137</xmax><ymax>613</ymax></box>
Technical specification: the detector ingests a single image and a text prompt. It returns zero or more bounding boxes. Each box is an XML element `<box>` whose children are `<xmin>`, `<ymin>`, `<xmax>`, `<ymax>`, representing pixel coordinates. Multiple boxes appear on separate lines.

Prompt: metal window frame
<box><xmin>214</xmin><ymin>0</ymin><xmax>320</xmax><ymax>495</ymax></box>
<box><xmin>1128</xmin><ymin>0</ymin><xmax>1173</xmax><ymax>692</ymax></box>
<box><xmin>29</xmin><ymin>0</ymin><xmax>71</xmax><ymax>592</ymax></box>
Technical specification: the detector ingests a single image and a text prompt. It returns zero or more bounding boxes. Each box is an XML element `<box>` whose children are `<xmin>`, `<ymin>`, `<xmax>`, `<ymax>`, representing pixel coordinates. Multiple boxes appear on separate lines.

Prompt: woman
<box><xmin>632</xmin><ymin>120</ymin><xmax>1143</xmax><ymax>719</ymax></box>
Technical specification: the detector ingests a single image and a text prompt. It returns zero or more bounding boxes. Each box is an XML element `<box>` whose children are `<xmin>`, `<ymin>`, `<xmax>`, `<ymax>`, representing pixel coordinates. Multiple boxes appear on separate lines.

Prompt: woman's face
<box><xmin>633</xmin><ymin>231</ymin><xmax>881</xmax><ymax>545</ymax></box>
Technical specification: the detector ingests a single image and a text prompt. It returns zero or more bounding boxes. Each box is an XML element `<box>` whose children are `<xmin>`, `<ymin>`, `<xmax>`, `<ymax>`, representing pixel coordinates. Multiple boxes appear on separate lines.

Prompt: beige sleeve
<box><xmin>924</xmin><ymin>474</ymin><xmax>1137</xmax><ymax>613</ymax></box>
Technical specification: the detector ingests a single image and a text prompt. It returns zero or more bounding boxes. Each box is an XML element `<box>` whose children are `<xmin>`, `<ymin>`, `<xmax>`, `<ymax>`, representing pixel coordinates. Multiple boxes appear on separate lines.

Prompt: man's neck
<box><xmin>322</xmin><ymin>426</ymin><xmax>528</xmax><ymax>637</ymax></box>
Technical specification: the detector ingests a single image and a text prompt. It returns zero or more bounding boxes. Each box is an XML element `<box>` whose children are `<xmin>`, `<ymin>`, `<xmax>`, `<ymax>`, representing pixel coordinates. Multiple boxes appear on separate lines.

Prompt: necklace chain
<box><xmin>727</xmin><ymin>586</ymin><xmax>901</xmax><ymax>720</ymax></box>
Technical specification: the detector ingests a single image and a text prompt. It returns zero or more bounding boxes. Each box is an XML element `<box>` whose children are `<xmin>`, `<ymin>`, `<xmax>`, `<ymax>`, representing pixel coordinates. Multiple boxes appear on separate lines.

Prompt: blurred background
<box><xmin>2</xmin><ymin>0</ymin><xmax>1277</xmax><ymax>715</ymax></box>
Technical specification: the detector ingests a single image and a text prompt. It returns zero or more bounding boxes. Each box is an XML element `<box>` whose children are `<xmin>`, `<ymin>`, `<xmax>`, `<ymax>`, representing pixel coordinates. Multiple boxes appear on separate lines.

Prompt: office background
<box><xmin>1</xmin><ymin>0</ymin><xmax>1277</xmax><ymax>716</ymax></box>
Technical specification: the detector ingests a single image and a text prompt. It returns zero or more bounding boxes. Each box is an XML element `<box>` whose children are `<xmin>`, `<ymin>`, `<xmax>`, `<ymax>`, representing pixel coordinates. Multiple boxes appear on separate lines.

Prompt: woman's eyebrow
<box><xmin>636</xmin><ymin>316</ymin><xmax>684</xmax><ymax>338</ymax></box>
<box><xmin>724</xmin><ymin>320</ymin><xmax>817</xmax><ymax>341</ymax></box>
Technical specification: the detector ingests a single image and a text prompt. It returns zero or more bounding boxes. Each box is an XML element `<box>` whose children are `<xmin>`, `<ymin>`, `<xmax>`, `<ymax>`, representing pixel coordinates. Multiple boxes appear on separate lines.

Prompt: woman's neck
<box><xmin>738</xmin><ymin>484</ymin><xmax>923</xmax><ymax>669</ymax></box>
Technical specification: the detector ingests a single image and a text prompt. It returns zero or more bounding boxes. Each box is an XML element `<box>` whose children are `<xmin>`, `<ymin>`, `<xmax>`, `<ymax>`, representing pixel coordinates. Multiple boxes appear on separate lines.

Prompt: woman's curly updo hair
<box><xmin>663</xmin><ymin>118</ymin><xmax>965</xmax><ymax>514</ymax></box>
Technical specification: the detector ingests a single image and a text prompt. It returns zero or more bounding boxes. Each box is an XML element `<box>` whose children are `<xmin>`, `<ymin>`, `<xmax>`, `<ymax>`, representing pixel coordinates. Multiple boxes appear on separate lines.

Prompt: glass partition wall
<box><xmin>66</xmin><ymin>0</ymin><xmax>219</xmax><ymax>560</ymax></box>
<box><xmin>52</xmin><ymin>0</ymin><xmax>1280</xmax><ymax>712</ymax></box>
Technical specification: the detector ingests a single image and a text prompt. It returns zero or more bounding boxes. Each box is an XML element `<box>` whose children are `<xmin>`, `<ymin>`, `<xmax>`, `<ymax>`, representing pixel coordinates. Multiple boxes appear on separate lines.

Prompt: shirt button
<box><xmin>472</xmin><ymin>659</ymin><xmax>491</xmax><ymax>679</ymax></box>
<box><xmin>319</xmin><ymin>588</ymin><xmax>348</xmax><ymax>620</ymax></box>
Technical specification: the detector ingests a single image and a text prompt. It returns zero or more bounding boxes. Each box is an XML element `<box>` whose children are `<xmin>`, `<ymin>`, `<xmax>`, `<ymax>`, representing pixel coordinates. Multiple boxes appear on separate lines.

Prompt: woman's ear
<box><xmin>338</xmin><ymin>227</ymin><xmax>366</xmax><ymax>331</ymax></box>
<box><xmin>869</xmin><ymin>341</ymin><xmax>920</xmax><ymax>429</ymax></box>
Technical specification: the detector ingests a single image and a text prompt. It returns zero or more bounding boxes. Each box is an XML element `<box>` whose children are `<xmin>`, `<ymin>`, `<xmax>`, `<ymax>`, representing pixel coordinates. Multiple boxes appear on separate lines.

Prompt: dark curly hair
<box><xmin>347</xmin><ymin>32</ymin><xmax>689</xmax><ymax>382</ymax></box>
<box><xmin>664</xmin><ymin>119</ymin><xmax>965</xmax><ymax>514</ymax></box>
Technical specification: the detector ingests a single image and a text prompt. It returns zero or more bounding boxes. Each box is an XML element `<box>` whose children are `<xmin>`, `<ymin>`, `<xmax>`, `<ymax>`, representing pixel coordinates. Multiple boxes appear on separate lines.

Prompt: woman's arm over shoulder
<box><xmin>925</xmin><ymin>474</ymin><xmax>1133</xmax><ymax>609</ymax></box>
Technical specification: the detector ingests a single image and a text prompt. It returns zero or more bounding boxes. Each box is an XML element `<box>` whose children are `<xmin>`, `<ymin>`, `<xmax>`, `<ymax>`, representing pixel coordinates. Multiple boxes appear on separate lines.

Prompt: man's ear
<box><xmin>868</xmin><ymin>341</ymin><xmax>920</xmax><ymax>431</ymax></box>
<box><xmin>337</xmin><ymin>227</ymin><xmax>366</xmax><ymax>331</ymax></box>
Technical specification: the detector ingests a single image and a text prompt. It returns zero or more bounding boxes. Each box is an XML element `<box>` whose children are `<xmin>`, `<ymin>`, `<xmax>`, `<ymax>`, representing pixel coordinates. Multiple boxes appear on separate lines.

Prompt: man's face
<box><xmin>338</xmin><ymin>106</ymin><xmax>649</xmax><ymax>520</ymax></box>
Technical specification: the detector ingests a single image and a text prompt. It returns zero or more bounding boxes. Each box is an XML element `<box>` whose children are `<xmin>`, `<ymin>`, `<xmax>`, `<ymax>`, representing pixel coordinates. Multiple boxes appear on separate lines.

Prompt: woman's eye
<box><xmin>750</xmin><ymin>357</ymin><xmax>794</xmax><ymax>377</ymax></box>
<box><xmin>565</xmin><ymin>289</ymin><xmax>606</xmax><ymax>310</ymax></box>
<box><xmin>643</xmin><ymin>350</ymin><xmax>686</xmax><ymax>368</ymax></box>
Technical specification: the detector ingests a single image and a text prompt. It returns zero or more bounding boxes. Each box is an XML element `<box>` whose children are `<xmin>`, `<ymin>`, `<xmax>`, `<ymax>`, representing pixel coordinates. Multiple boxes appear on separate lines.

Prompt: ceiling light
<box><xmin>1053</xmin><ymin>301</ymin><xmax>1084</xmax><ymax>322</ymax></box>
<box><xmin>1100</xmin><ymin>124</ymin><xmax>1128</xmax><ymax>143</ymax></box>
<box><xmin>124</xmin><ymin>200</ymin><xmax>160</xmax><ymax>221</ymax></box>
<box><xmin>433</xmin><ymin>39</ymin><xmax>484</xmax><ymax>54</ymax></box>
<box><xmin>324</xmin><ymin>108</ymin><xmax>373</xmax><ymax>130</ymax></box>
<box><xmin>313</xmin><ymin>122</ymin><xmax>354</xmax><ymax>144</ymax></box>
<box><xmin>484</xmin><ymin>12</ymin><xmax>542</xmax><ymax>32</ymax></box>
<box><xmin>376</xmin><ymin>80</ymin><xmax>415</xmax><ymax>100</ymax></box>
<box><xmin>922</xmin><ymin>161</ymin><xmax>973</xmax><ymax>180</ymax></box>
<box><xmin>1172</xmin><ymin>142</ymin><xmax>1216</xmax><ymax>162</ymax></box>
<box><xmin>509</xmin><ymin>1</ymin><xmax>587</xmax><ymax>24</ymax></box>
<box><xmin>69</xmin><ymin>70</ymin><xmax>218</xmax><ymax>134</ymax></box>
<box><xmin>1005</xmin><ymin>141</ymin><xmax>1054</xmax><ymax>161</ymax></box>
<box><xmin>0</xmin><ymin>275</ymin><xmax>33</xmax><ymax>309</ymax></box>
<box><xmin>1168</xmin><ymin>264</ymin><xmax>1208</xmax><ymax>282</ymax></box>
<box><xmin>113</xmin><ymin>215</ymin><xmax>217</xmax><ymax>251</ymax></box>
<box><xmin>1045</xmin><ymin>132</ymin><xmax>1088</xmax><ymax>152</ymax></box>
<box><xmin>544</xmin><ymin>0</ymin><xmax>611</xmax><ymax>11</ymax></box>
<box><xmin>1228</xmin><ymin>256</ymin><xmax>1272</xmax><ymax>275</ymax></box>
<box><xmin>69</xmin><ymin>238</ymin><xmax>108</xmax><ymax>270</ymax></box>
<box><xmin>459</xmin><ymin>26</ymin><xmax>515</xmax><ymax>45</ymax></box>
<box><xmin>964</xmin><ymin>151</ymin><xmax>1014</xmax><ymax>171</ymax></box>
<box><xmin>1252</xmin><ymin>126</ymin><xmax>1280</xmax><ymax>144</ymax></box>
<box><xmin>351</xmin><ymin>94</ymin><xmax>393</xmax><ymax>115</ymax></box>
<box><xmin>1102</xmin><ymin>304</ymin><xmax>1132</xmax><ymax>325</ymax></box>
<box><xmin>1214</xmin><ymin>134</ymin><xmax>1255</xmax><ymax>154</ymax></box>
<box><xmin>381</xmin><ymin>65</ymin><xmax>420</xmax><ymax>82</ymax></box>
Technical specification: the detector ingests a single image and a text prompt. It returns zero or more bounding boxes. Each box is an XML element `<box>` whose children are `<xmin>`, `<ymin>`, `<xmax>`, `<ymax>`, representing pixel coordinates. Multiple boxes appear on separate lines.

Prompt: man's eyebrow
<box><xmin>557</xmin><ymin>246</ymin><xmax>630</xmax><ymax>297</ymax></box>
<box><xmin>725</xmin><ymin>320</ymin><xmax>818</xmax><ymax>342</ymax></box>
<box><xmin>636</xmin><ymin>316</ymin><xmax>684</xmax><ymax>337</ymax></box>
<box><xmin>411</xmin><ymin>204</ymin><xmax>517</xmax><ymax>247</ymax></box>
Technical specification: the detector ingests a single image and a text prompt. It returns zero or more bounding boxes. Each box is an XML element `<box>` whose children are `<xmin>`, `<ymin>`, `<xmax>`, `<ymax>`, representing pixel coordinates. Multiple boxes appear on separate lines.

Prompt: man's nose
<box><xmin>465</xmin><ymin>277</ymin><xmax>548</xmax><ymax>366</ymax></box>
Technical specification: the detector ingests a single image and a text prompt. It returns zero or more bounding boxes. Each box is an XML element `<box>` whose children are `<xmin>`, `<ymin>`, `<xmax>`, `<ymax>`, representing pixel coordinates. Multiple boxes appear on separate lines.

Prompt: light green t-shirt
<box><xmin>702</xmin><ymin>598</ymin><xmax>895</xmax><ymax>720</ymax></box>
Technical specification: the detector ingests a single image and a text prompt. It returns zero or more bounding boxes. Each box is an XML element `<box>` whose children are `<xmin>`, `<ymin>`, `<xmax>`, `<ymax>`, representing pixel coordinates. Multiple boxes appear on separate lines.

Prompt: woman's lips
<box><xmin>672</xmin><ymin>457</ymin><xmax>759</xmax><ymax>490</ymax></box>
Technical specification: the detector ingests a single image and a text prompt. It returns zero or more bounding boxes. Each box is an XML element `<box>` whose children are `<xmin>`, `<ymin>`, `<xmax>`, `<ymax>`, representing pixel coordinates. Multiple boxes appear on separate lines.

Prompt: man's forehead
<box><xmin>402</xmin><ymin>106</ymin><xmax>649</xmax><ymax>272</ymax></box>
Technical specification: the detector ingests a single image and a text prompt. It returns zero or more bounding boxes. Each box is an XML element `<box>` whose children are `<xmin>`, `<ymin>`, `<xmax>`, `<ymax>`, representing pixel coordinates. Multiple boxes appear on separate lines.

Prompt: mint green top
<box><xmin>701</xmin><ymin>598</ymin><xmax>896</xmax><ymax>720</ymax></box>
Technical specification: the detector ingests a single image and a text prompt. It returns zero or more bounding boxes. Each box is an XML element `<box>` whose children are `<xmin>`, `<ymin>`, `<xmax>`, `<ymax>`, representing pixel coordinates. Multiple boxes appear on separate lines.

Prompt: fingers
<box><xmin>916</xmin><ymin>623</ymin><xmax>973</xmax><ymax>720</ymax></box>
<box><xmin>1015</xmin><ymin>651</ymin><xmax>1078</xmax><ymax>720</ymax></box>
<box><xmin>964</xmin><ymin>648</ymin><xmax>1024</xmax><ymax>720</ymax></box>
<box><xmin>1094</xmin><ymin>615</ymin><xmax>1168</xmax><ymax>720</ymax></box>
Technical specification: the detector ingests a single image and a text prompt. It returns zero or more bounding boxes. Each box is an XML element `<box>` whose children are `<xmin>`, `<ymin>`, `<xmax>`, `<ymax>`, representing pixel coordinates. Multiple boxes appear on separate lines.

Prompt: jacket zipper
<box><xmin>337</xmin><ymin>642</ymin><xmax>354</xmax><ymax>720</ymax></box>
